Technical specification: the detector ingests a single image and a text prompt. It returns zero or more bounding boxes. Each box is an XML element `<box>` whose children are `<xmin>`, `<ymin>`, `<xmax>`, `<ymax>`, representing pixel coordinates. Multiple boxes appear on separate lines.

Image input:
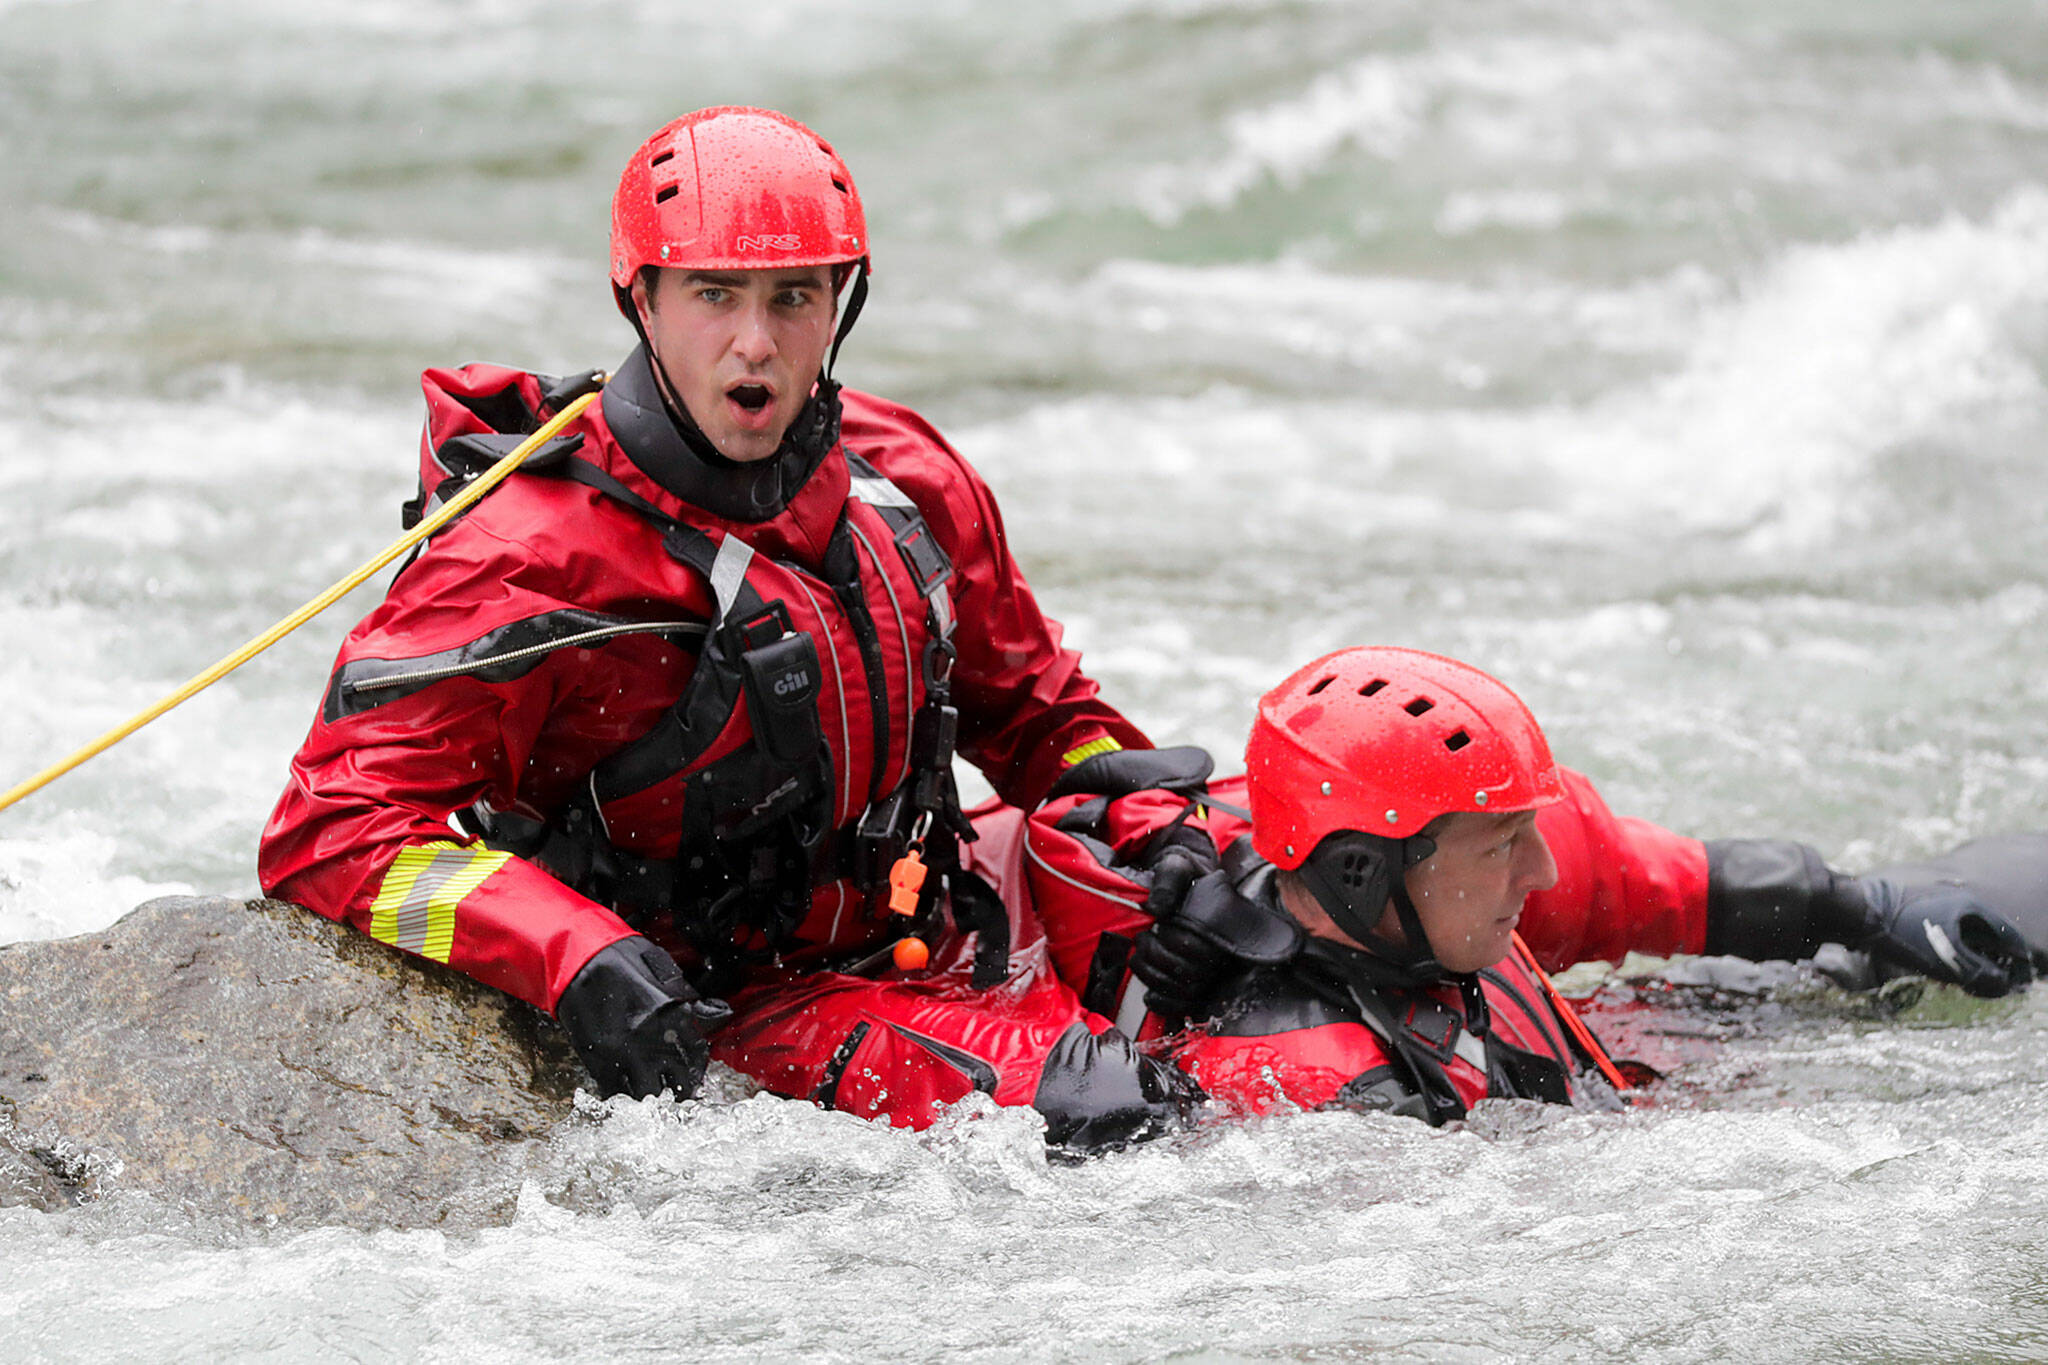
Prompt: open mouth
<box><xmin>728</xmin><ymin>383</ymin><xmax>772</xmax><ymax>414</ymax></box>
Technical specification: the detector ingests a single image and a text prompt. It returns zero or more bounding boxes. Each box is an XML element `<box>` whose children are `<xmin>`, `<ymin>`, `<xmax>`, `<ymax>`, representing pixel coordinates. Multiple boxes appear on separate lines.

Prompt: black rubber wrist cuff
<box><xmin>1703</xmin><ymin>839</ymin><xmax>1873</xmax><ymax>960</ymax></box>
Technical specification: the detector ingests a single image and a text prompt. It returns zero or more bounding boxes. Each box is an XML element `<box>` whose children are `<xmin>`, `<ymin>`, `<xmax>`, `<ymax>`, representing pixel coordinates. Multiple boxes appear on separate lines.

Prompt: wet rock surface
<box><xmin>0</xmin><ymin>897</ymin><xmax>584</xmax><ymax>1229</ymax></box>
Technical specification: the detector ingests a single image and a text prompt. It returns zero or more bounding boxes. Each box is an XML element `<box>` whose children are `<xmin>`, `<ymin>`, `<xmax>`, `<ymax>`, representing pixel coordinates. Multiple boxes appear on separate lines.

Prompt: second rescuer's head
<box><xmin>1246</xmin><ymin>647</ymin><xmax>1563</xmax><ymax>976</ymax></box>
<box><xmin>608</xmin><ymin>107</ymin><xmax>869</xmax><ymax>464</ymax></box>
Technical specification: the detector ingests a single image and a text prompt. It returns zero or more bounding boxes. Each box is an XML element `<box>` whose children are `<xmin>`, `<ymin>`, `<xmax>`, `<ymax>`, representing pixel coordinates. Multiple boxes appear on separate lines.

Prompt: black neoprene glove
<box><xmin>1046</xmin><ymin>744</ymin><xmax>1216</xmax><ymax>802</ymax></box>
<box><xmin>1705</xmin><ymin>839</ymin><xmax>2035</xmax><ymax>998</ymax></box>
<box><xmin>1846</xmin><ymin>877</ymin><xmax>2036</xmax><ymax>997</ymax></box>
<box><xmin>556</xmin><ymin>936</ymin><xmax>733</xmax><ymax>1099</ymax></box>
<box><xmin>1128</xmin><ymin>845</ymin><xmax>1233</xmax><ymax>1018</ymax></box>
<box><xmin>1045</xmin><ymin>744</ymin><xmax>1300</xmax><ymax>1021</ymax></box>
<box><xmin>1130</xmin><ymin>849</ymin><xmax>1304</xmax><ymax>1020</ymax></box>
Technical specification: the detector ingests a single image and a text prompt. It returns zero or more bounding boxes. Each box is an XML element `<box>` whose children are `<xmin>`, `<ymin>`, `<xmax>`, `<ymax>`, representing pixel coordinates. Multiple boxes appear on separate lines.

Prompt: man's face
<box><xmin>1393</xmin><ymin>809</ymin><xmax>1558</xmax><ymax>973</ymax></box>
<box><xmin>630</xmin><ymin>265</ymin><xmax>837</xmax><ymax>464</ymax></box>
<box><xmin>1279</xmin><ymin>808</ymin><xmax>1559</xmax><ymax>973</ymax></box>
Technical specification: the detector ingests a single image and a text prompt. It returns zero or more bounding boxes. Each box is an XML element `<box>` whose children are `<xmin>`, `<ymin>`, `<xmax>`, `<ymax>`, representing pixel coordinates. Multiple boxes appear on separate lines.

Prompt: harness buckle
<box><xmin>853</xmin><ymin>784</ymin><xmax>914</xmax><ymax>895</ymax></box>
<box><xmin>731</xmin><ymin>601</ymin><xmax>794</xmax><ymax>653</ymax></box>
<box><xmin>892</xmin><ymin>518</ymin><xmax>954</xmax><ymax>599</ymax></box>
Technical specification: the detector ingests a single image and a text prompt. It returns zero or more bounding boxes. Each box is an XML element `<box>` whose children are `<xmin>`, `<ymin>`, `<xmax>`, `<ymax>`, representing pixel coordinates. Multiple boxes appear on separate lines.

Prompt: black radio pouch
<box><xmin>734</xmin><ymin>607</ymin><xmax>823</xmax><ymax>767</ymax></box>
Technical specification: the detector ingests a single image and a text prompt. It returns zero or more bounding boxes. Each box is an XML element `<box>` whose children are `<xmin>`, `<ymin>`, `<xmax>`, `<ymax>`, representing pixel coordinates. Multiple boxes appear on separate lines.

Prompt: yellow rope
<box><xmin>0</xmin><ymin>386</ymin><xmax>604</xmax><ymax>816</ymax></box>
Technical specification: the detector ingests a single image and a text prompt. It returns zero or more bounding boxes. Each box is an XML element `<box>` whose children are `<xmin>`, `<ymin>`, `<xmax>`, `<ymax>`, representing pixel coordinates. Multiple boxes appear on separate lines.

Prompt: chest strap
<box><xmin>507</xmin><ymin>449</ymin><xmax>991</xmax><ymax>979</ymax></box>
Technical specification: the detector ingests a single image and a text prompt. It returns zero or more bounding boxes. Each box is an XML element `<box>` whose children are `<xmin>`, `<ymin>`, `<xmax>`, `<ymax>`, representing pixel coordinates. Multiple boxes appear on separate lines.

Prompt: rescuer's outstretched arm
<box><xmin>1517</xmin><ymin>773</ymin><xmax>2037</xmax><ymax>995</ymax></box>
<box><xmin>1500</xmin><ymin>768</ymin><xmax>1712</xmax><ymax>972</ymax></box>
<box><xmin>1703</xmin><ymin>839</ymin><xmax>2037</xmax><ymax>998</ymax></box>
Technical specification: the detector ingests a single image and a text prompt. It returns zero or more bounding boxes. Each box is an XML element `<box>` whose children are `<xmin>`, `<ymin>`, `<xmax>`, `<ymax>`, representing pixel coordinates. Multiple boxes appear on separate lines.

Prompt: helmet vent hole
<box><xmin>1307</xmin><ymin>675</ymin><xmax>1334</xmax><ymax>696</ymax></box>
<box><xmin>1404</xmin><ymin>696</ymin><xmax>1434</xmax><ymax>716</ymax></box>
<box><xmin>1359</xmin><ymin>679</ymin><xmax>1388</xmax><ymax>697</ymax></box>
<box><xmin>1444</xmin><ymin>730</ymin><xmax>1470</xmax><ymax>751</ymax></box>
<box><xmin>650</xmin><ymin>149</ymin><xmax>675</xmax><ymax>168</ymax></box>
<box><xmin>1339</xmin><ymin>851</ymin><xmax>1370</xmax><ymax>887</ymax></box>
<box><xmin>654</xmin><ymin>185</ymin><xmax>680</xmax><ymax>204</ymax></box>
<box><xmin>831</xmin><ymin>177</ymin><xmax>849</xmax><ymax>194</ymax></box>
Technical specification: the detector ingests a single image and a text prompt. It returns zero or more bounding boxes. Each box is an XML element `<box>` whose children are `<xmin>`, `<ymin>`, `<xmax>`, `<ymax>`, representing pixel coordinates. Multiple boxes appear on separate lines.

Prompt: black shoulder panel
<box><xmin>536</xmin><ymin>368</ymin><xmax>606</xmax><ymax>414</ymax></box>
<box><xmin>403</xmin><ymin>432</ymin><xmax>586</xmax><ymax>532</ymax></box>
<box><xmin>451</xmin><ymin>380</ymin><xmax>537</xmax><ymax>437</ymax></box>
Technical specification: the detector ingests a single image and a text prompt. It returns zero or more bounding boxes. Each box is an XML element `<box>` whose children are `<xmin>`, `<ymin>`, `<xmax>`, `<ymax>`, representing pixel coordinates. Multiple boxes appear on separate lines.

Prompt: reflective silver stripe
<box><xmin>588</xmin><ymin>771</ymin><xmax>612</xmax><ymax>844</ymax></box>
<box><xmin>849</xmin><ymin>475</ymin><xmax>915</xmax><ymax>508</ymax></box>
<box><xmin>390</xmin><ymin>858</ymin><xmax>466</xmax><ymax>955</ymax></box>
<box><xmin>1023</xmin><ymin>838</ymin><xmax>1145</xmax><ymax>913</ymax></box>
<box><xmin>851</xmin><ymin>472</ymin><xmax>952</xmax><ymax>640</ymax></box>
<box><xmin>1453</xmin><ymin>1029</ymin><xmax>1488</xmax><ymax>1073</ymax></box>
<box><xmin>824</xmin><ymin>881</ymin><xmax>852</xmax><ymax>954</ymax></box>
<box><xmin>708</xmin><ymin>536</ymin><xmax>756</xmax><ymax>622</ymax></box>
<box><xmin>1114</xmin><ymin>978</ymin><xmax>1152</xmax><ymax>1037</ymax></box>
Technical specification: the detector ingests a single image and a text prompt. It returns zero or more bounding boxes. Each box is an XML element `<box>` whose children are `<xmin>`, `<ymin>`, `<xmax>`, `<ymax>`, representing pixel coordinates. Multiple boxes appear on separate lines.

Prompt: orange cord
<box><xmin>1511</xmin><ymin>933</ymin><xmax>1631</xmax><ymax>1092</ymax></box>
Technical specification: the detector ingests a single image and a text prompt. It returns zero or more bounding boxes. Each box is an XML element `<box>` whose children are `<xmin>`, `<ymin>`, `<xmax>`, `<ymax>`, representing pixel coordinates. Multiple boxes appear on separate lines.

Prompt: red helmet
<box><xmin>609</xmin><ymin>106</ymin><xmax>868</xmax><ymax>302</ymax></box>
<box><xmin>1246</xmin><ymin>647</ymin><xmax>1562</xmax><ymax>870</ymax></box>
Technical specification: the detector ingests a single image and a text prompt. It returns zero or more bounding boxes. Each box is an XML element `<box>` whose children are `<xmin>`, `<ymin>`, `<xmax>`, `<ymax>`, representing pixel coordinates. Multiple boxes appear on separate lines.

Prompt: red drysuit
<box><xmin>261</xmin><ymin>353</ymin><xmax>1188</xmax><ymax>1142</ymax></box>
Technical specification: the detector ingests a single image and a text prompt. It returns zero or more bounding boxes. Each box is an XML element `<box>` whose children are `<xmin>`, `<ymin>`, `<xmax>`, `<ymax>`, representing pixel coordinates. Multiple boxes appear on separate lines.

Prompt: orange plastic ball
<box><xmin>892</xmin><ymin>937</ymin><xmax>930</xmax><ymax>972</ymax></box>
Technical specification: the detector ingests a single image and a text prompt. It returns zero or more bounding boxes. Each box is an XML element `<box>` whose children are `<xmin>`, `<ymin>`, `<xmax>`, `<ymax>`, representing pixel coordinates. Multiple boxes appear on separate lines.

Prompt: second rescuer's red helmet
<box><xmin>1246</xmin><ymin>646</ymin><xmax>1563</xmax><ymax>869</ymax></box>
<box><xmin>609</xmin><ymin>106</ymin><xmax>869</xmax><ymax>313</ymax></box>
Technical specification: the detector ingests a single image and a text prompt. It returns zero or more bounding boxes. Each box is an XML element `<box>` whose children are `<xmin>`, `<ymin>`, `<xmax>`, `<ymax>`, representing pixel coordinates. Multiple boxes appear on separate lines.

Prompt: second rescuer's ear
<box><xmin>629</xmin><ymin>267</ymin><xmax>659</xmax><ymax>332</ymax></box>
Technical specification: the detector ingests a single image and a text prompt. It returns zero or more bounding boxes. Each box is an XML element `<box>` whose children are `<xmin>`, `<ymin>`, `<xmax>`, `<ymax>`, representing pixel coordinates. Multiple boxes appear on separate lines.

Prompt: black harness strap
<box><xmin>432</xmin><ymin>435</ymin><xmax>987</xmax><ymax>984</ymax></box>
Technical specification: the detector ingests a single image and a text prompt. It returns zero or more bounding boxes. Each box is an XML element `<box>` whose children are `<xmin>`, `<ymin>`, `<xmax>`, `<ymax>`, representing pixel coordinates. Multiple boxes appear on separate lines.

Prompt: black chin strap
<box><xmin>827</xmin><ymin>261</ymin><xmax>868</xmax><ymax>380</ymax></box>
<box><xmin>1370</xmin><ymin>877</ymin><xmax>1445</xmax><ymax>980</ymax></box>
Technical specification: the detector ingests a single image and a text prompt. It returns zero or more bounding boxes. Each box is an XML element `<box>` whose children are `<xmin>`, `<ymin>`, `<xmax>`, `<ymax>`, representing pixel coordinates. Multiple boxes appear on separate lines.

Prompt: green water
<box><xmin>2</xmin><ymin>2</ymin><xmax>2047</xmax><ymax>1358</ymax></box>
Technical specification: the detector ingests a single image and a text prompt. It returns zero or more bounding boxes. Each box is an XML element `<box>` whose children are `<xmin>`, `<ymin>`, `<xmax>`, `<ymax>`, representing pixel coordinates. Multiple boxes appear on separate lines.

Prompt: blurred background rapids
<box><xmin>3</xmin><ymin>2</ymin><xmax>2047</xmax><ymax>1359</ymax></box>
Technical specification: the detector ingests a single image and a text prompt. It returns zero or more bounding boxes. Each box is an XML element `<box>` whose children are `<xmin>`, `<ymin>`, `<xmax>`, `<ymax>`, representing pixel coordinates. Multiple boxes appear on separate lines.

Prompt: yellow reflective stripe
<box><xmin>366</xmin><ymin>839</ymin><xmax>511</xmax><ymax>964</ymax></box>
<box><xmin>1061</xmin><ymin>735</ymin><xmax>1123</xmax><ymax>767</ymax></box>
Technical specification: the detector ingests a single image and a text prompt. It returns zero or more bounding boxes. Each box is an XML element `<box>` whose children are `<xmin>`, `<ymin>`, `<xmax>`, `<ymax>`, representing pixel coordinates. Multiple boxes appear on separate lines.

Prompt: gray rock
<box><xmin>0</xmin><ymin>1124</ymin><xmax>74</xmax><ymax>1210</ymax></box>
<box><xmin>0</xmin><ymin>896</ymin><xmax>585</xmax><ymax>1229</ymax></box>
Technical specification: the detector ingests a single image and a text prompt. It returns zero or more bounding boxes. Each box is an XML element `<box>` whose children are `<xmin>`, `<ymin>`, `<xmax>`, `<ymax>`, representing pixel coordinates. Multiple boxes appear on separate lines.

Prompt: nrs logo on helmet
<box><xmin>609</xmin><ymin>105</ymin><xmax>870</xmax><ymax>311</ymax></box>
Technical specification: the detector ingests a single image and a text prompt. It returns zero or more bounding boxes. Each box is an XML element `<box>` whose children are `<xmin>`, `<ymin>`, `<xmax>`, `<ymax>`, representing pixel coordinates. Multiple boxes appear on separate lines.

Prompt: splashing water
<box><xmin>4</xmin><ymin>0</ymin><xmax>2048</xmax><ymax>1357</ymax></box>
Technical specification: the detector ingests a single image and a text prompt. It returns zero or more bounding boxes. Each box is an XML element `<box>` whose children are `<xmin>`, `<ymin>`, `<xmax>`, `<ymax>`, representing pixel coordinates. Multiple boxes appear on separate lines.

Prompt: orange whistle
<box><xmin>887</xmin><ymin>849</ymin><xmax>927</xmax><ymax>917</ymax></box>
<box><xmin>892</xmin><ymin>937</ymin><xmax>930</xmax><ymax>971</ymax></box>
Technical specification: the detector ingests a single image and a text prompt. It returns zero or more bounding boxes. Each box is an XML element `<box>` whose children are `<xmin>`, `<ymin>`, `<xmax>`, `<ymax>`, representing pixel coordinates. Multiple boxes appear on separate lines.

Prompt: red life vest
<box><xmin>1166</xmin><ymin>930</ymin><xmax>1619</xmax><ymax>1124</ymax></box>
<box><xmin>374</xmin><ymin>404</ymin><xmax>961</xmax><ymax>979</ymax></box>
<box><xmin>262</xmin><ymin>347</ymin><xmax>1153</xmax><ymax>1013</ymax></box>
<box><xmin>1021</xmin><ymin>772</ymin><xmax>1704</xmax><ymax>1123</ymax></box>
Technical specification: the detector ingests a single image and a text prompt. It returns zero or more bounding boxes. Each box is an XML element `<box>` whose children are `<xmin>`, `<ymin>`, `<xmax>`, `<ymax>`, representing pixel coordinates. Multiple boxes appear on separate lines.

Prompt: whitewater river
<box><xmin>4</xmin><ymin>0</ymin><xmax>2048</xmax><ymax>1358</ymax></box>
